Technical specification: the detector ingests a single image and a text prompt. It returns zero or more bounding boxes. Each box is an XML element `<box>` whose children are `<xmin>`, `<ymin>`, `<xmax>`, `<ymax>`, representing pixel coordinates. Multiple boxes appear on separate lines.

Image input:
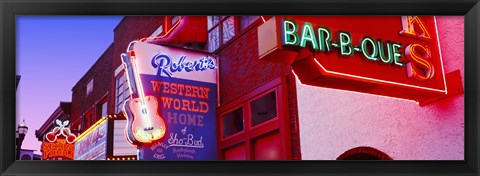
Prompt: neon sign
<box><xmin>45</xmin><ymin>119</ymin><xmax>76</xmax><ymax>144</ymax></box>
<box><xmin>41</xmin><ymin>139</ymin><xmax>75</xmax><ymax>160</ymax></box>
<box><xmin>122</xmin><ymin>44</ymin><xmax>167</xmax><ymax>145</ymax></box>
<box><xmin>122</xmin><ymin>42</ymin><xmax>217</xmax><ymax>160</ymax></box>
<box><xmin>151</xmin><ymin>54</ymin><xmax>217</xmax><ymax>78</ymax></box>
<box><xmin>258</xmin><ymin>16</ymin><xmax>462</xmax><ymax>104</ymax></box>
<box><xmin>74</xmin><ymin>117</ymin><xmax>108</xmax><ymax>160</ymax></box>
<box><xmin>41</xmin><ymin>119</ymin><xmax>76</xmax><ymax>160</ymax></box>
<box><xmin>281</xmin><ymin>18</ymin><xmax>423</xmax><ymax>76</ymax></box>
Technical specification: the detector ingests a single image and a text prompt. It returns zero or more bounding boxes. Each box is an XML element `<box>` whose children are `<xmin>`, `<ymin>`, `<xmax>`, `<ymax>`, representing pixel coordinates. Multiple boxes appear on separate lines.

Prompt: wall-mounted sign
<box><xmin>258</xmin><ymin>16</ymin><xmax>462</xmax><ymax>104</ymax></box>
<box><xmin>41</xmin><ymin>119</ymin><xmax>76</xmax><ymax>160</ymax></box>
<box><xmin>121</xmin><ymin>41</ymin><xmax>217</xmax><ymax>160</ymax></box>
<box><xmin>74</xmin><ymin>118</ymin><xmax>108</xmax><ymax>160</ymax></box>
<box><xmin>41</xmin><ymin>139</ymin><xmax>75</xmax><ymax>160</ymax></box>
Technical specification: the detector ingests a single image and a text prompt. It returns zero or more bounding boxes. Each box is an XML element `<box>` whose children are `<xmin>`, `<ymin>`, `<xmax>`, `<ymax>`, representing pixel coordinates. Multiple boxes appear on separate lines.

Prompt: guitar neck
<box><xmin>121</xmin><ymin>51</ymin><xmax>148</xmax><ymax>105</ymax></box>
<box><xmin>121</xmin><ymin>53</ymin><xmax>139</xmax><ymax>96</ymax></box>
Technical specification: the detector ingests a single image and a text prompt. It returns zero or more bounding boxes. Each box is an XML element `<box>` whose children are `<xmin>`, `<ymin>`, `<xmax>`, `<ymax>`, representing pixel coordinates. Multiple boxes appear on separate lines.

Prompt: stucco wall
<box><xmin>296</xmin><ymin>16</ymin><xmax>464</xmax><ymax>160</ymax></box>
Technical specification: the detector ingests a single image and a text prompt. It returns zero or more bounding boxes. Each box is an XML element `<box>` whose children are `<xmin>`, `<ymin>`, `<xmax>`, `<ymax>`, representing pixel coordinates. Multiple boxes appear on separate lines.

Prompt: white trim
<box><xmin>114</xmin><ymin>64</ymin><xmax>124</xmax><ymax>76</ymax></box>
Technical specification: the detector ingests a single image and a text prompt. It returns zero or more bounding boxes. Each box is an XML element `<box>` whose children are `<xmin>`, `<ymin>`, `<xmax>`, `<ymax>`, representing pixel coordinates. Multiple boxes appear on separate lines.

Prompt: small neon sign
<box><xmin>45</xmin><ymin>119</ymin><xmax>77</xmax><ymax>144</ymax></box>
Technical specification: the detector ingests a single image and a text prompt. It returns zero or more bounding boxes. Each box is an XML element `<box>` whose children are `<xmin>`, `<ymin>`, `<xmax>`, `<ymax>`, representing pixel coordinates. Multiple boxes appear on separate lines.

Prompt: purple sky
<box><xmin>16</xmin><ymin>16</ymin><xmax>123</xmax><ymax>154</ymax></box>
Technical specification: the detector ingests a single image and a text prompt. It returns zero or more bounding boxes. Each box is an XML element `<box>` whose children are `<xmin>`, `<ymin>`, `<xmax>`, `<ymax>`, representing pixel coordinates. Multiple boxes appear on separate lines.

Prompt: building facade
<box><xmin>37</xmin><ymin>16</ymin><xmax>464</xmax><ymax>160</ymax></box>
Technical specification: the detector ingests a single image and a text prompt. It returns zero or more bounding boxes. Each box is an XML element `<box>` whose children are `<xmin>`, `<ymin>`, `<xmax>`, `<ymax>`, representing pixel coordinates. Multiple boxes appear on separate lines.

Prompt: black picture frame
<box><xmin>1</xmin><ymin>0</ymin><xmax>479</xmax><ymax>176</ymax></box>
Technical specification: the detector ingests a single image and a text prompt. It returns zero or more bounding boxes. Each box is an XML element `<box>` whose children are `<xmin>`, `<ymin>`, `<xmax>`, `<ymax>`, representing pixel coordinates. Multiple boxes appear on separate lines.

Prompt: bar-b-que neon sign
<box><xmin>258</xmin><ymin>16</ymin><xmax>462</xmax><ymax>104</ymax></box>
<box><xmin>281</xmin><ymin>16</ymin><xmax>435</xmax><ymax>81</ymax></box>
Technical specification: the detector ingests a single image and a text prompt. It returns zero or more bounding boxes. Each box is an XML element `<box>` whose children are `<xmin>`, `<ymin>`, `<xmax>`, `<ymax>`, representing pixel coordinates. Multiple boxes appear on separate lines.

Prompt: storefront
<box><xmin>37</xmin><ymin>15</ymin><xmax>464</xmax><ymax>160</ymax></box>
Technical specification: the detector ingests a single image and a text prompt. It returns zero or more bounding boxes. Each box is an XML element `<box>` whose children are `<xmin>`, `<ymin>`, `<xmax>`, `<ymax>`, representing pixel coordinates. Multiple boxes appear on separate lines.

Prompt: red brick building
<box><xmin>109</xmin><ymin>16</ymin><xmax>300</xmax><ymax>160</ymax></box>
<box><xmin>37</xmin><ymin>16</ymin><xmax>464</xmax><ymax>160</ymax></box>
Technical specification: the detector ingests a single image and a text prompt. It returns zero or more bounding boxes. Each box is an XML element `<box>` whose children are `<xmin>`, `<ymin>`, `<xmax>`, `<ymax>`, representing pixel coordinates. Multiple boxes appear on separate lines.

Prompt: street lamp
<box><xmin>16</xmin><ymin>120</ymin><xmax>28</xmax><ymax>160</ymax></box>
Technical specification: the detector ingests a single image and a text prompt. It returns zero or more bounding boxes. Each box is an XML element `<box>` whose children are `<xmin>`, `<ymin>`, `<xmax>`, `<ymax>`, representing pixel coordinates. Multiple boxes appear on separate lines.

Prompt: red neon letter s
<box><xmin>405</xmin><ymin>44</ymin><xmax>435</xmax><ymax>81</ymax></box>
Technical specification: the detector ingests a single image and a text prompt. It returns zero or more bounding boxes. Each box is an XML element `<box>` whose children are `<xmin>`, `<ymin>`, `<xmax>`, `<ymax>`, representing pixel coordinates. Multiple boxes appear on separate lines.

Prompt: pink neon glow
<box><xmin>312</xmin><ymin>57</ymin><xmax>446</xmax><ymax>94</ymax></box>
<box><xmin>290</xmin><ymin>69</ymin><xmax>420</xmax><ymax>105</ymax></box>
<box><xmin>433</xmin><ymin>17</ymin><xmax>449</xmax><ymax>95</ymax></box>
<box><xmin>139</xmin><ymin>16</ymin><xmax>183</xmax><ymax>42</ymax></box>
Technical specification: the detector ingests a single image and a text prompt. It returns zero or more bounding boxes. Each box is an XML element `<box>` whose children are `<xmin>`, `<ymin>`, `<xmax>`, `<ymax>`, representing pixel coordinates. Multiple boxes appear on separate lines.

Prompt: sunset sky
<box><xmin>16</xmin><ymin>16</ymin><xmax>123</xmax><ymax>154</ymax></box>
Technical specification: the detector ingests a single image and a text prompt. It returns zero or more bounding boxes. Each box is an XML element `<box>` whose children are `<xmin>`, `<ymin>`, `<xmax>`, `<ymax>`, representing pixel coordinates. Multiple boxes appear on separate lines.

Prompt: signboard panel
<box><xmin>41</xmin><ymin>139</ymin><xmax>75</xmax><ymax>160</ymax></box>
<box><xmin>113</xmin><ymin>120</ymin><xmax>137</xmax><ymax>156</ymax></box>
<box><xmin>124</xmin><ymin>42</ymin><xmax>217</xmax><ymax>160</ymax></box>
<box><xmin>258</xmin><ymin>16</ymin><xmax>453</xmax><ymax>103</ymax></box>
<box><xmin>74</xmin><ymin>119</ymin><xmax>107</xmax><ymax>160</ymax></box>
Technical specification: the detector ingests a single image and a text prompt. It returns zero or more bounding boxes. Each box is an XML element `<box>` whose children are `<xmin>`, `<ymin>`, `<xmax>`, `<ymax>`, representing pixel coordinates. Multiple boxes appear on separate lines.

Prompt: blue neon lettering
<box><xmin>151</xmin><ymin>54</ymin><xmax>216</xmax><ymax>78</ymax></box>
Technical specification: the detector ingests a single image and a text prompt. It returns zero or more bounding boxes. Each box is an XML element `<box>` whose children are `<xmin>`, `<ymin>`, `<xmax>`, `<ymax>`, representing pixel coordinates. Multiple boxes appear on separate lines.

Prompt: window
<box><xmin>97</xmin><ymin>98</ymin><xmax>108</xmax><ymax>120</ymax></box>
<box><xmin>218</xmin><ymin>78</ymin><xmax>289</xmax><ymax>160</ymax></box>
<box><xmin>250</xmin><ymin>91</ymin><xmax>277</xmax><ymax>126</ymax></box>
<box><xmin>87</xmin><ymin>79</ymin><xmax>94</xmax><ymax>96</ymax></box>
<box><xmin>115</xmin><ymin>73</ymin><xmax>131</xmax><ymax>113</ymax></box>
<box><xmin>222</xmin><ymin>107</ymin><xmax>244</xmax><ymax>138</ymax></box>
<box><xmin>207</xmin><ymin>16</ymin><xmax>236</xmax><ymax>52</ymax></box>
<box><xmin>207</xmin><ymin>16</ymin><xmax>260</xmax><ymax>52</ymax></box>
<box><xmin>101</xmin><ymin>102</ymin><xmax>108</xmax><ymax>118</ymax></box>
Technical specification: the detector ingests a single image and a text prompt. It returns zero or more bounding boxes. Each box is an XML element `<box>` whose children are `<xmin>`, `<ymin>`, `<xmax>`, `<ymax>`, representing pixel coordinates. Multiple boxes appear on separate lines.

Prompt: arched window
<box><xmin>336</xmin><ymin>146</ymin><xmax>393</xmax><ymax>160</ymax></box>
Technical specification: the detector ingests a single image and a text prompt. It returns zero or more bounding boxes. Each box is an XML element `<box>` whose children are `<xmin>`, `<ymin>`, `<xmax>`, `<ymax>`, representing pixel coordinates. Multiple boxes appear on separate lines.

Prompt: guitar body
<box><xmin>124</xmin><ymin>95</ymin><xmax>166</xmax><ymax>145</ymax></box>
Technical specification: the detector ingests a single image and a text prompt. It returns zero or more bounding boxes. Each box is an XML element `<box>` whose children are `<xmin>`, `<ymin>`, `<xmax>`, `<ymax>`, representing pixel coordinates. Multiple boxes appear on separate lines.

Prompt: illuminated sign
<box><xmin>258</xmin><ymin>16</ymin><xmax>462</xmax><ymax>104</ymax></box>
<box><xmin>41</xmin><ymin>119</ymin><xmax>76</xmax><ymax>160</ymax></box>
<box><xmin>74</xmin><ymin>117</ymin><xmax>108</xmax><ymax>160</ymax></box>
<box><xmin>41</xmin><ymin>139</ymin><xmax>74</xmax><ymax>160</ymax></box>
<box><xmin>45</xmin><ymin>119</ymin><xmax>77</xmax><ymax>143</ymax></box>
<box><xmin>151</xmin><ymin>54</ymin><xmax>217</xmax><ymax>78</ymax></box>
<box><xmin>122</xmin><ymin>41</ymin><xmax>217</xmax><ymax>160</ymax></box>
<box><xmin>281</xmin><ymin>19</ymin><xmax>404</xmax><ymax>67</ymax></box>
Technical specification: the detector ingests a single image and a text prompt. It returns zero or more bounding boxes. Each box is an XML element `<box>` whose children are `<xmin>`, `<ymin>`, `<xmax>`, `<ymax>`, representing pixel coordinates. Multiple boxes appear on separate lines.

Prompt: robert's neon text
<box><xmin>151</xmin><ymin>54</ymin><xmax>216</xmax><ymax>78</ymax></box>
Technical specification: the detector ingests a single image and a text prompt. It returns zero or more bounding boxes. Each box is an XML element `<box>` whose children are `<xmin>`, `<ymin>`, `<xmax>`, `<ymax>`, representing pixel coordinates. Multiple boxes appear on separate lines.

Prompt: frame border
<box><xmin>1</xmin><ymin>0</ymin><xmax>478</xmax><ymax>176</ymax></box>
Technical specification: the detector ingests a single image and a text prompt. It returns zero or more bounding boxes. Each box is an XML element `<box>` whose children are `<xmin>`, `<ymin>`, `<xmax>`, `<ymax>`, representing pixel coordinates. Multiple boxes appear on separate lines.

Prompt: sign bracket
<box><xmin>417</xmin><ymin>69</ymin><xmax>464</xmax><ymax>106</ymax></box>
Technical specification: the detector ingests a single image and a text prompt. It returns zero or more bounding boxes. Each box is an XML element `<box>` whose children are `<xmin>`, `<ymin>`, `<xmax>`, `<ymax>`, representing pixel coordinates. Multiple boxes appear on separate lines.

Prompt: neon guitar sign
<box><xmin>121</xmin><ymin>41</ymin><xmax>167</xmax><ymax>145</ymax></box>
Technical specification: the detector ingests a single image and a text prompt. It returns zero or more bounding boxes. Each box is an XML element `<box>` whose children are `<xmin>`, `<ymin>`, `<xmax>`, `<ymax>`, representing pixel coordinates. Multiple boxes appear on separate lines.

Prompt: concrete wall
<box><xmin>296</xmin><ymin>16</ymin><xmax>464</xmax><ymax>160</ymax></box>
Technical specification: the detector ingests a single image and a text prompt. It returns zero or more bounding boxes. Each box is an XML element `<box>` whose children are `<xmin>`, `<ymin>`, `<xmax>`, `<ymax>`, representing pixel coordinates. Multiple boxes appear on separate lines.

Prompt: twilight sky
<box><xmin>16</xmin><ymin>16</ymin><xmax>123</xmax><ymax>154</ymax></box>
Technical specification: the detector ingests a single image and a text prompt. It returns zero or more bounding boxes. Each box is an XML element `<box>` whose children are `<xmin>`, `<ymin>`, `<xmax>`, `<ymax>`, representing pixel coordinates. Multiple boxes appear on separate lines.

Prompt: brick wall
<box><xmin>71</xmin><ymin>44</ymin><xmax>113</xmax><ymax>131</ymax></box>
<box><xmin>286</xmin><ymin>72</ymin><xmax>301</xmax><ymax>160</ymax></box>
<box><xmin>111</xmin><ymin>17</ymin><xmax>165</xmax><ymax>114</ymax></box>
<box><xmin>217</xmin><ymin>26</ymin><xmax>286</xmax><ymax>105</ymax></box>
<box><xmin>216</xmin><ymin>22</ymin><xmax>301</xmax><ymax>159</ymax></box>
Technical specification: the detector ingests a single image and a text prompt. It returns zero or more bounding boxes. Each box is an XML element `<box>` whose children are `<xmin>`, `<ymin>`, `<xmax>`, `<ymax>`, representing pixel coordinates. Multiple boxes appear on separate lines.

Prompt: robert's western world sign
<box><xmin>121</xmin><ymin>41</ymin><xmax>217</xmax><ymax>160</ymax></box>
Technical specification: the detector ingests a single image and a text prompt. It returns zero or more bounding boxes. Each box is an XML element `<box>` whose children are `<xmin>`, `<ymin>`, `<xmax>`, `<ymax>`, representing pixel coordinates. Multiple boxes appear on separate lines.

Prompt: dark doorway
<box><xmin>336</xmin><ymin>146</ymin><xmax>393</xmax><ymax>160</ymax></box>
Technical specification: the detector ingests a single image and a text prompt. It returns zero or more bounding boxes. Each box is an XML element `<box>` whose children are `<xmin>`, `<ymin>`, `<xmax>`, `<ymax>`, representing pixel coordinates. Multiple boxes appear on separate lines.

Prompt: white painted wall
<box><xmin>296</xmin><ymin>16</ymin><xmax>464</xmax><ymax>160</ymax></box>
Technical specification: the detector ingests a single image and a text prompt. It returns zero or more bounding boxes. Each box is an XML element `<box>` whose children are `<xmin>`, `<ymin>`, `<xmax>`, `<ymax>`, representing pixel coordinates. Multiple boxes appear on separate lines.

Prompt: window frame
<box><xmin>217</xmin><ymin>76</ymin><xmax>291</xmax><ymax>160</ymax></box>
<box><xmin>220</xmin><ymin>104</ymin><xmax>246</xmax><ymax>140</ymax></box>
<box><xmin>207</xmin><ymin>16</ymin><xmax>263</xmax><ymax>52</ymax></box>
<box><xmin>115</xmin><ymin>72</ymin><xmax>131</xmax><ymax>114</ymax></box>
<box><xmin>248</xmin><ymin>89</ymin><xmax>279</xmax><ymax>129</ymax></box>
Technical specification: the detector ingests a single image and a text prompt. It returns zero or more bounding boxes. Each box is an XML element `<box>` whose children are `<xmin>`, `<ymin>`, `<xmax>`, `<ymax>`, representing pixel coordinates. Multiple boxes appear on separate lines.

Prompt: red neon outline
<box><xmin>291</xmin><ymin>69</ymin><xmax>420</xmax><ymax>105</ymax></box>
<box><xmin>313</xmin><ymin>57</ymin><xmax>446</xmax><ymax>93</ymax></box>
<box><xmin>261</xmin><ymin>16</ymin><xmax>266</xmax><ymax>23</ymax></box>
<box><xmin>400</xmin><ymin>16</ymin><xmax>432</xmax><ymax>40</ymax></box>
<box><xmin>310</xmin><ymin>17</ymin><xmax>447</xmax><ymax>94</ymax></box>
<box><xmin>139</xmin><ymin>16</ymin><xmax>183</xmax><ymax>42</ymax></box>
<box><xmin>122</xmin><ymin>41</ymin><xmax>167</xmax><ymax>144</ymax></box>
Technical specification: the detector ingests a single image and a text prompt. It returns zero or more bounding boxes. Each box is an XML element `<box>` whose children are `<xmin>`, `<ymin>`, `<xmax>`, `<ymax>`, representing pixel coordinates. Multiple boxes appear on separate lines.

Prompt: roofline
<box><xmin>71</xmin><ymin>43</ymin><xmax>114</xmax><ymax>91</ymax></box>
<box><xmin>113</xmin><ymin>17</ymin><xmax>128</xmax><ymax>32</ymax></box>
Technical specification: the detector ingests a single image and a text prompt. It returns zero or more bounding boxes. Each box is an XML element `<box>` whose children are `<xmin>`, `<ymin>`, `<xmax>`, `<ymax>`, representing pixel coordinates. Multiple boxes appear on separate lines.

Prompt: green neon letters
<box><xmin>360</xmin><ymin>36</ymin><xmax>378</xmax><ymax>61</ymax></box>
<box><xmin>280</xmin><ymin>18</ymin><xmax>406</xmax><ymax>67</ymax></box>
<box><xmin>282</xmin><ymin>19</ymin><xmax>299</xmax><ymax>46</ymax></box>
